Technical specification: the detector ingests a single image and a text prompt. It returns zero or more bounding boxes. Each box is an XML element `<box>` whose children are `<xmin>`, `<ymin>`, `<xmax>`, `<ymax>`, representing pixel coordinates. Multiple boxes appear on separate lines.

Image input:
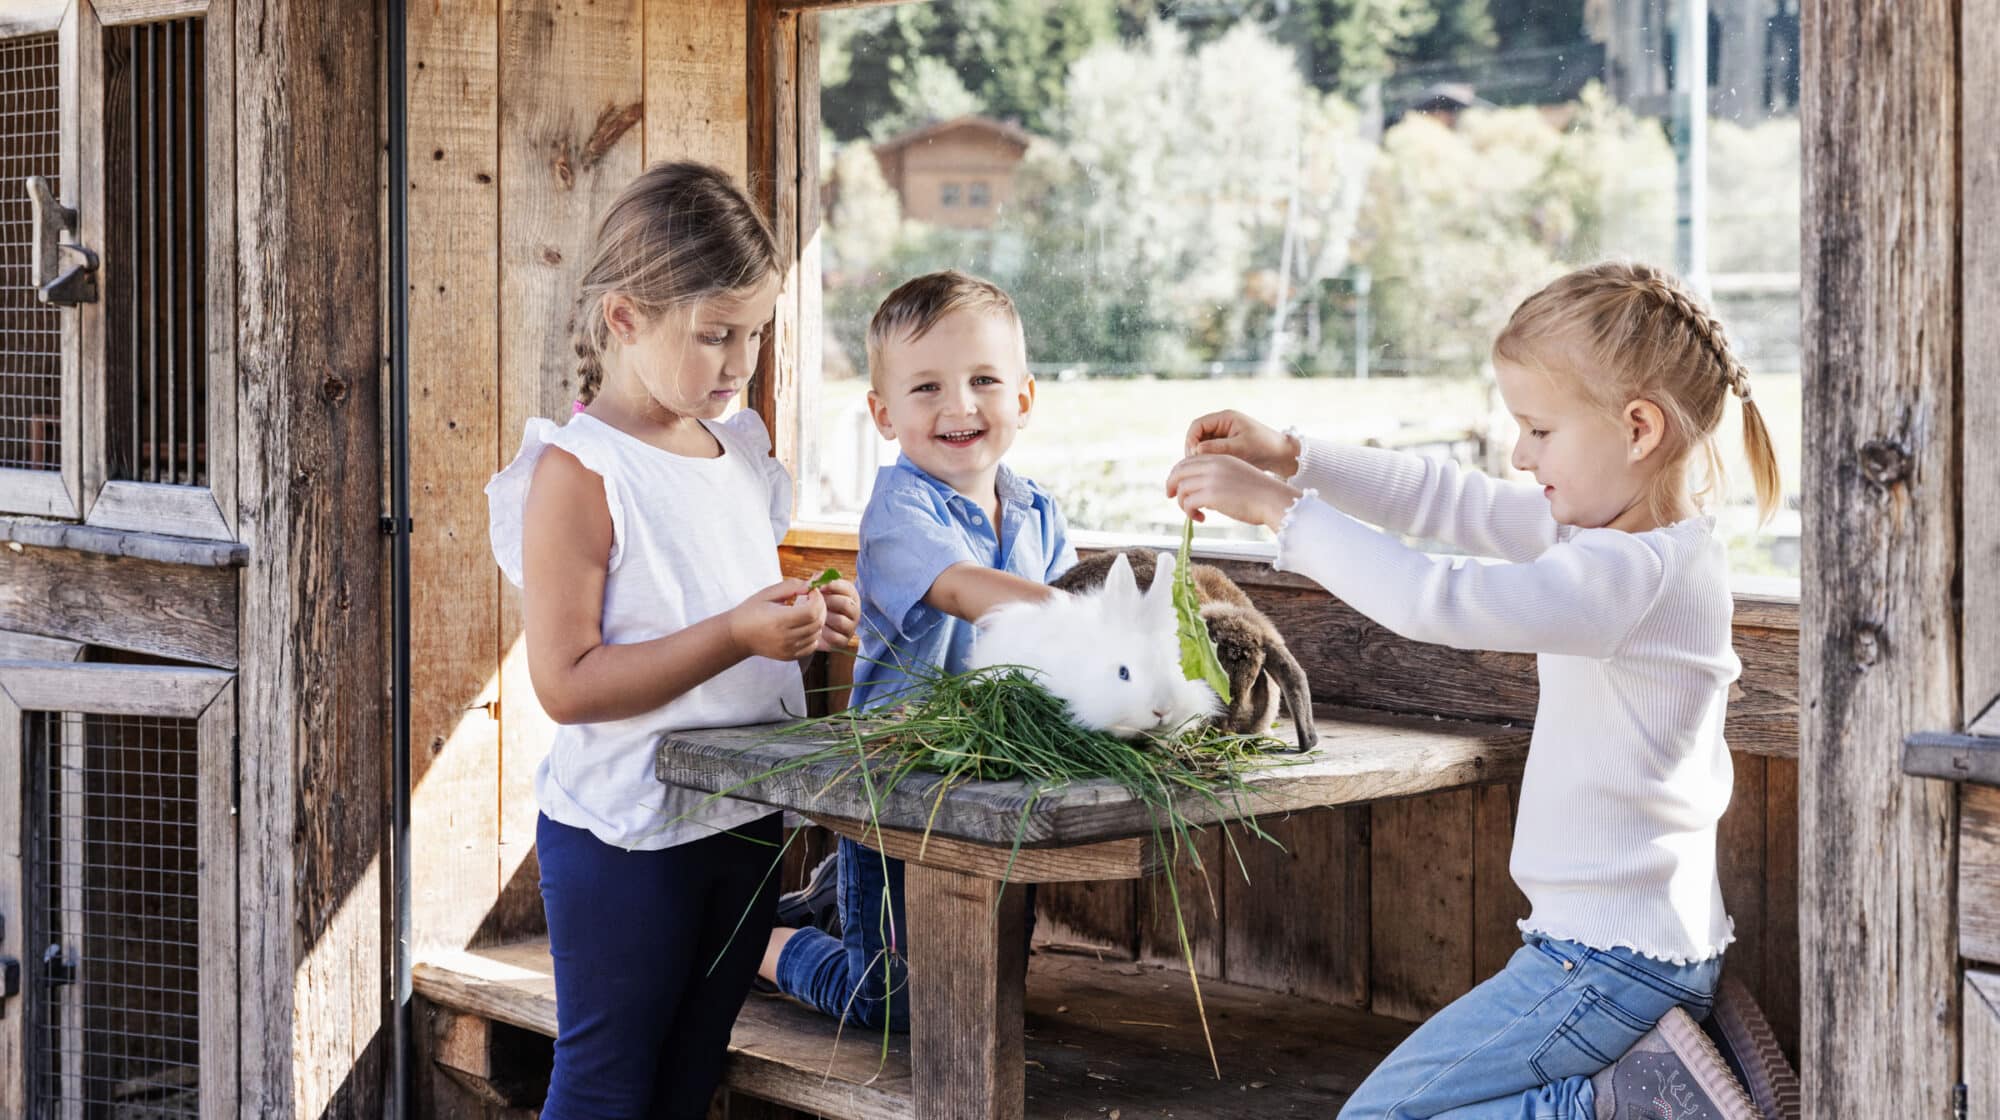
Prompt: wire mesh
<box><xmin>26</xmin><ymin>711</ymin><xmax>203</xmax><ymax>1120</ymax></box>
<box><xmin>105</xmin><ymin>18</ymin><xmax>206</xmax><ymax>488</ymax></box>
<box><xmin>0</xmin><ymin>34</ymin><xmax>64</xmax><ymax>473</ymax></box>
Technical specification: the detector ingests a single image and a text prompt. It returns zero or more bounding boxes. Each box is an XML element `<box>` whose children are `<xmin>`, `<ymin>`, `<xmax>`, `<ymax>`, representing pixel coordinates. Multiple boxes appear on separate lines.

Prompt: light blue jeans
<box><xmin>1338</xmin><ymin>933</ymin><xmax>1723</xmax><ymax>1120</ymax></box>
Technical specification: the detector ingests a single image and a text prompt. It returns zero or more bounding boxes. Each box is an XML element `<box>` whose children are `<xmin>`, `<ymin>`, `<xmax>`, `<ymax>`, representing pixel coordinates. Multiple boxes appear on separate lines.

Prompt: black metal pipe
<box><xmin>385</xmin><ymin>0</ymin><xmax>414</xmax><ymax>1114</ymax></box>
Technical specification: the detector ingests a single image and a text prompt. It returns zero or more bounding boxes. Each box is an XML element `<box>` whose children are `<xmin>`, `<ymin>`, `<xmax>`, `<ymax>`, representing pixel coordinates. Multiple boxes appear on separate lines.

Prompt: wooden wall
<box><xmin>1799</xmin><ymin>0</ymin><xmax>1963</xmax><ymax>1113</ymax></box>
<box><xmin>406</xmin><ymin>0</ymin><xmax>753</xmax><ymax>953</ymax></box>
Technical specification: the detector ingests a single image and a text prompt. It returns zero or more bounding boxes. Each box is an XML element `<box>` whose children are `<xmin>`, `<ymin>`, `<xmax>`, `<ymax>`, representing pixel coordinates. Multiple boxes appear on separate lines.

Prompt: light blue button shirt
<box><xmin>849</xmin><ymin>456</ymin><xmax>1076</xmax><ymax>712</ymax></box>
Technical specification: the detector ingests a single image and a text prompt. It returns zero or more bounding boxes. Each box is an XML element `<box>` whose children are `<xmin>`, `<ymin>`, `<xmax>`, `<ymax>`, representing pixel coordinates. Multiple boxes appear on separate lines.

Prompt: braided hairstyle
<box><xmin>568</xmin><ymin>161</ymin><xmax>780</xmax><ymax>406</ymax></box>
<box><xmin>1492</xmin><ymin>261</ymin><xmax>1781</xmax><ymax>527</ymax></box>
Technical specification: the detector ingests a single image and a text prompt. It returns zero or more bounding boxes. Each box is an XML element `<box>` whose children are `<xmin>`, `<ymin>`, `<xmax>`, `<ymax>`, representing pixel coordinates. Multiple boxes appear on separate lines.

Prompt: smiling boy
<box><xmin>759</xmin><ymin>270</ymin><xmax>1074</xmax><ymax>1030</ymax></box>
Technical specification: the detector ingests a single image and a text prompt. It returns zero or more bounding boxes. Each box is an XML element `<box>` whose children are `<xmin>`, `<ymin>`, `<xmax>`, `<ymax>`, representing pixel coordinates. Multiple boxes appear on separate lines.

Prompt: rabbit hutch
<box><xmin>0</xmin><ymin>0</ymin><xmax>1988</xmax><ymax>1117</ymax></box>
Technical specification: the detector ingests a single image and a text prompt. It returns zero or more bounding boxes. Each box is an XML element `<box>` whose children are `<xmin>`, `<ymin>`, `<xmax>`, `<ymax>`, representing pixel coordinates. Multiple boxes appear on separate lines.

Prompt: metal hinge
<box><xmin>1955</xmin><ymin>1082</ymin><xmax>1967</xmax><ymax>1120</ymax></box>
<box><xmin>379</xmin><ymin>516</ymin><xmax>413</xmax><ymax>536</ymax></box>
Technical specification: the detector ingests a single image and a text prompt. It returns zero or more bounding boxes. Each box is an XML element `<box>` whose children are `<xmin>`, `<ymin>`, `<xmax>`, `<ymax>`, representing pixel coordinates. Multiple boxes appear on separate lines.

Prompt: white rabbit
<box><xmin>969</xmin><ymin>551</ymin><xmax>1220</xmax><ymax>739</ymax></box>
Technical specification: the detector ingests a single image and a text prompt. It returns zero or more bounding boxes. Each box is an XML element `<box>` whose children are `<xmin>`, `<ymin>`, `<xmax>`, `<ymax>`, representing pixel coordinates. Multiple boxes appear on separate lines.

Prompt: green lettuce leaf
<box><xmin>809</xmin><ymin>567</ymin><xmax>842</xmax><ymax>589</ymax></box>
<box><xmin>1175</xmin><ymin>519</ymin><xmax>1231</xmax><ymax>703</ymax></box>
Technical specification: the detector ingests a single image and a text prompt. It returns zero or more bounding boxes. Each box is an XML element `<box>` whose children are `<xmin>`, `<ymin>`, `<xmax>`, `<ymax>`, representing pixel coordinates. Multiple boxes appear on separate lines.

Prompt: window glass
<box><xmin>940</xmin><ymin>181</ymin><xmax>962</xmax><ymax>207</ymax></box>
<box><xmin>808</xmin><ymin>1</ymin><xmax>1801</xmax><ymax>586</ymax></box>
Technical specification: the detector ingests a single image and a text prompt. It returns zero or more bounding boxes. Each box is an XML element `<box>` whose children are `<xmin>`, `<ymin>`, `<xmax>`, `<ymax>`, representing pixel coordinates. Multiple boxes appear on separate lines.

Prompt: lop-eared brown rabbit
<box><xmin>1053</xmin><ymin>549</ymin><xmax>1317</xmax><ymax>751</ymax></box>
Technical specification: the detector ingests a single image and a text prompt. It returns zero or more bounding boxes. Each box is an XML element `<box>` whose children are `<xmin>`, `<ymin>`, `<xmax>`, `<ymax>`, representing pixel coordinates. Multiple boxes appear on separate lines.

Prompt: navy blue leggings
<box><xmin>537</xmin><ymin>812</ymin><xmax>781</xmax><ymax>1120</ymax></box>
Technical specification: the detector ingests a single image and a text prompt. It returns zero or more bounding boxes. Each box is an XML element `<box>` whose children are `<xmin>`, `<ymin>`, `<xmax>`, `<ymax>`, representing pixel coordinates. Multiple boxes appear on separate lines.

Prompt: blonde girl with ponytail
<box><xmin>1167</xmin><ymin>262</ymin><xmax>1780</xmax><ymax>1120</ymax></box>
<box><xmin>484</xmin><ymin>162</ymin><xmax>859</xmax><ymax>1120</ymax></box>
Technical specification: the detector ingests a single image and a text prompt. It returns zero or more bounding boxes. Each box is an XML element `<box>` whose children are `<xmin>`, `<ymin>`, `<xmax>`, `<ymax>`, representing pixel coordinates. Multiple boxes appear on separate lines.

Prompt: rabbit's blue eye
<box><xmin>1118</xmin><ymin>665</ymin><xmax>1130</xmax><ymax>681</ymax></box>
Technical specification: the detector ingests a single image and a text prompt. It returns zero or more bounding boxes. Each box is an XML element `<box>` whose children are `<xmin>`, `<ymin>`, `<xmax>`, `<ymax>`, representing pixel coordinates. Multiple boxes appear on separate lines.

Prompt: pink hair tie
<box><xmin>572</xmin><ymin>400</ymin><xmax>587</xmax><ymax>415</ymax></box>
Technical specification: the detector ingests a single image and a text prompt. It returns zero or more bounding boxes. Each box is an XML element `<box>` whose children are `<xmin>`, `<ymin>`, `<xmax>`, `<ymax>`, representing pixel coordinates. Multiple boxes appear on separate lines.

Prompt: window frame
<box><xmin>0</xmin><ymin>0</ymin><xmax>237</xmax><ymax>540</ymax></box>
<box><xmin>0</xmin><ymin>1</ymin><xmax>83</xmax><ymax>520</ymax></box>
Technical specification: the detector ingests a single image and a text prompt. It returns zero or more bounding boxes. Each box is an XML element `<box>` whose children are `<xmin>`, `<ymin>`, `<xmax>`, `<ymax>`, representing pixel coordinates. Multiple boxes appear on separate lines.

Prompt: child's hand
<box><xmin>1166</xmin><ymin>453</ymin><xmax>1304</xmax><ymax>532</ymax></box>
<box><xmin>1185</xmin><ymin>409</ymin><xmax>1301</xmax><ymax>477</ymax></box>
<box><xmin>813</xmin><ymin>578</ymin><xmax>860</xmax><ymax>652</ymax></box>
<box><xmin>728</xmin><ymin>579</ymin><xmax>826</xmax><ymax>662</ymax></box>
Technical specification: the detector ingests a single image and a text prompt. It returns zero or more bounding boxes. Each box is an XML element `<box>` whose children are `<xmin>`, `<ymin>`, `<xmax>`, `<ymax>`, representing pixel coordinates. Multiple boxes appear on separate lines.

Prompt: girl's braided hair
<box><xmin>1493</xmin><ymin>261</ymin><xmax>1781</xmax><ymax>526</ymax></box>
<box><xmin>569</xmin><ymin>161</ymin><xmax>780</xmax><ymax>405</ymax></box>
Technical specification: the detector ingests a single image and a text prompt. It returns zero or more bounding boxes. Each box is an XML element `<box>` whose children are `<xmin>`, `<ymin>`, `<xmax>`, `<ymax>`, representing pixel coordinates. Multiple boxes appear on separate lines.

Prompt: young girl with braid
<box><xmin>484</xmin><ymin>161</ymin><xmax>859</xmax><ymax>1119</ymax></box>
<box><xmin>1169</xmin><ymin>262</ymin><xmax>1780</xmax><ymax>1120</ymax></box>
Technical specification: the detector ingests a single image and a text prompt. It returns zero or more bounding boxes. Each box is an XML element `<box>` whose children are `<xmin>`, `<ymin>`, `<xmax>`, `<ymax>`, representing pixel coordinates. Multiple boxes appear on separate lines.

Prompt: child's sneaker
<box><xmin>774</xmin><ymin>850</ymin><xmax>841</xmax><ymax>935</ymax></box>
<box><xmin>1591</xmin><ymin>1006</ymin><xmax>1759</xmax><ymax>1120</ymax></box>
<box><xmin>1701</xmin><ymin>977</ymin><xmax>1801</xmax><ymax>1120</ymax></box>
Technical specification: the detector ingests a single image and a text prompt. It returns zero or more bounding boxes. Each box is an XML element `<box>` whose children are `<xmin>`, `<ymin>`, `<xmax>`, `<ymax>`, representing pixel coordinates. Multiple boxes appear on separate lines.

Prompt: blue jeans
<box><xmin>771</xmin><ymin>837</ymin><xmax>1036</xmax><ymax>1030</ymax></box>
<box><xmin>1338</xmin><ymin>933</ymin><xmax>1723</xmax><ymax>1120</ymax></box>
<box><xmin>537</xmin><ymin>812</ymin><xmax>781</xmax><ymax>1120</ymax></box>
<box><xmin>771</xmin><ymin>837</ymin><xmax>911</xmax><ymax>1030</ymax></box>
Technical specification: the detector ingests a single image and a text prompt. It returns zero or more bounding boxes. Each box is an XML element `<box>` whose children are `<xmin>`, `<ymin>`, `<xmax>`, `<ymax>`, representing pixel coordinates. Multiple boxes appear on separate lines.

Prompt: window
<box><xmin>805</xmin><ymin>1</ymin><xmax>1802</xmax><ymax>586</ymax></box>
<box><xmin>968</xmin><ymin>180</ymin><xmax>991</xmax><ymax>208</ymax></box>
<box><xmin>940</xmin><ymin>181</ymin><xmax>962</xmax><ymax>207</ymax></box>
<box><xmin>0</xmin><ymin>1</ymin><xmax>235</xmax><ymax>540</ymax></box>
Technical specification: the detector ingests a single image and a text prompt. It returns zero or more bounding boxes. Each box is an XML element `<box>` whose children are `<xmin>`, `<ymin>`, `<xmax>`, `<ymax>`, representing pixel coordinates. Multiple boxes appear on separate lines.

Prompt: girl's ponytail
<box><xmin>571</xmin><ymin>300</ymin><xmax>608</xmax><ymax>406</ymax></box>
<box><xmin>1737</xmin><ymin>390</ymin><xmax>1781</xmax><ymax>526</ymax></box>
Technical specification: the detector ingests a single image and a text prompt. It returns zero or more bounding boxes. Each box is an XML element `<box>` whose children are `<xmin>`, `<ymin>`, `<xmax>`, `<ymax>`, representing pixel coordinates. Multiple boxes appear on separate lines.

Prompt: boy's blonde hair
<box><xmin>866</xmin><ymin>270</ymin><xmax>1027</xmax><ymax>386</ymax></box>
<box><xmin>1492</xmin><ymin>261</ymin><xmax>1782</xmax><ymax>527</ymax></box>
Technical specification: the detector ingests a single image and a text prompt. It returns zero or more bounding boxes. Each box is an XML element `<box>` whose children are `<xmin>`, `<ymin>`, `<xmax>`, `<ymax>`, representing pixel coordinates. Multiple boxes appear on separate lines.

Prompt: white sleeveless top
<box><xmin>485</xmin><ymin>410</ymin><xmax>802</xmax><ymax>850</ymax></box>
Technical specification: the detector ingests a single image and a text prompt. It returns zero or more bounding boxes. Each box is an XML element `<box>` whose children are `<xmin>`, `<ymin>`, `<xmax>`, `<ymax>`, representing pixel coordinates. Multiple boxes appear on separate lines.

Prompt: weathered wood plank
<box><xmin>85</xmin><ymin>479</ymin><xmax>232</xmax><ymax>540</ymax></box>
<box><xmin>0</xmin><ymin>687</ymin><xmax>24</xmax><ymax>1119</ymax></box>
<box><xmin>0</xmin><ymin>514</ymin><xmax>246</xmax><ymax>565</ymax></box>
<box><xmin>660</xmin><ymin>707</ymin><xmax>1527</xmax><ymax>848</ymax></box>
<box><xmin>233</xmin><ymin>0</ymin><xmax>386</xmax><ymax>1110</ymax></box>
<box><xmin>644</xmin><ymin>0</ymin><xmax>747</xmax><ymax>174</ymax></box>
<box><xmin>1138</xmin><ymin>821</ymin><xmax>1225</xmax><ymax>978</ymax></box>
<box><xmin>0</xmin><ymin>629</ymin><xmax>82</xmax><ymax>661</ymax></box>
<box><xmin>1963</xmin><ymin>784</ymin><xmax>2000</xmax><ymax>966</ymax></box>
<box><xmin>1369</xmin><ymin>790</ymin><xmax>1474</xmax><ymax>1022</ymax></box>
<box><xmin>1967</xmin><ymin>971</ymin><xmax>2000</xmax><ymax>1120</ymax></box>
<box><xmin>1799</xmin><ymin>0</ymin><xmax>1962</xmax><ymax>1110</ymax></box>
<box><xmin>748</xmin><ymin>2</ymin><xmax>802</xmax><ymax>472</ymax></box>
<box><xmin>494</xmin><ymin>0</ymin><xmax>645</xmax><ymax>944</ymax></box>
<box><xmin>1034</xmin><ymin>877</ymin><xmax>1136</xmax><ymax>959</ymax></box>
<box><xmin>907</xmin><ymin>862</ymin><xmax>1028</xmax><ymax>1120</ymax></box>
<box><xmin>810</xmin><ymin>814</ymin><xmax>1159</xmax><ymax>882</ymax></box>
<box><xmin>1762</xmin><ymin>757</ymin><xmax>1800</xmax><ymax>1063</ymax></box>
<box><xmin>1966</xmin><ymin>0</ymin><xmax>2000</xmax><ymax>759</ymax></box>
<box><xmin>1224</xmin><ymin>808</ymin><xmax>1370</xmax><ymax>1007</ymax></box>
<box><xmin>0</xmin><ymin>660</ymin><xmax>231</xmax><ymax>716</ymax></box>
<box><xmin>198</xmin><ymin>682</ymin><xmax>239</xmax><ymax>1120</ymax></box>
<box><xmin>203</xmin><ymin>0</ymin><xmax>238</xmax><ymax>539</ymax></box>
<box><xmin>410</xmin><ymin>0</ymin><xmax>503</xmax><ymax>954</ymax></box>
<box><xmin>1715</xmin><ymin>753</ymin><xmax>1767</xmax><ymax>1008</ymax></box>
<box><xmin>1471</xmin><ymin>782</ymin><xmax>1528</xmax><ymax>983</ymax></box>
<box><xmin>0</xmin><ymin>540</ymin><xmax>237</xmax><ymax>666</ymax></box>
<box><xmin>92</xmin><ymin>0</ymin><xmax>209</xmax><ymax>25</ymax></box>
<box><xmin>1904</xmin><ymin>731</ymin><xmax>2000</xmax><ymax>787</ymax></box>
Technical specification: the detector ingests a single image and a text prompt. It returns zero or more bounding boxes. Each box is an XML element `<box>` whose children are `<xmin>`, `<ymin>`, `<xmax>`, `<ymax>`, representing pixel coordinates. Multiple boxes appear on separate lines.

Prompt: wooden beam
<box><xmin>906</xmin><ymin>862</ymin><xmax>1028</xmax><ymax>1120</ymax></box>
<box><xmin>0</xmin><ymin>540</ymin><xmax>238</xmax><ymax>667</ymax></box>
<box><xmin>233</xmin><ymin>0</ymin><xmax>386</xmax><ymax>1110</ymax></box>
<box><xmin>0</xmin><ymin>629</ymin><xmax>83</xmax><ymax>661</ymax></box>
<box><xmin>0</xmin><ymin>515</ymin><xmax>246</xmax><ymax>566</ymax></box>
<box><xmin>92</xmin><ymin>0</ymin><xmax>210</xmax><ymax>25</ymax></box>
<box><xmin>1799</xmin><ymin>0</ymin><xmax>1961</xmax><ymax>1113</ymax></box>
<box><xmin>1904</xmin><ymin>731</ymin><xmax>2000</xmax><ymax>788</ymax></box>
<box><xmin>1968</xmin><ymin>0</ymin><xmax>2000</xmax><ymax>755</ymax></box>
<box><xmin>408</xmin><ymin>0</ymin><xmax>503</xmax><ymax>955</ymax></box>
<box><xmin>810</xmin><ymin>814</ymin><xmax>1161</xmax><ymax>882</ymax></box>
<box><xmin>1968</xmin><ymin>971</ymin><xmax>2000</xmax><ymax>1120</ymax></box>
<box><xmin>1962</xmin><ymin>785</ymin><xmax>2000</xmax><ymax>966</ymax></box>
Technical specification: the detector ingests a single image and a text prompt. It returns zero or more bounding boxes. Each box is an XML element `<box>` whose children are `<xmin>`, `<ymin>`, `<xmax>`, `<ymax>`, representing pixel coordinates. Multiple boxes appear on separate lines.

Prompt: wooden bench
<box><xmin>413</xmin><ymin>936</ymin><xmax>1420</xmax><ymax>1118</ymax></box>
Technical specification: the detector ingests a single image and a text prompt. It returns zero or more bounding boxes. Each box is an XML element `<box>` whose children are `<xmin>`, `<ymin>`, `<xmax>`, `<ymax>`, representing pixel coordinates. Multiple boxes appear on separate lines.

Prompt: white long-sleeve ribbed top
<box><xmin>1275</xmin><ymin>438</ymin><xmax>1738</xmax><ymax>963</ymax></box>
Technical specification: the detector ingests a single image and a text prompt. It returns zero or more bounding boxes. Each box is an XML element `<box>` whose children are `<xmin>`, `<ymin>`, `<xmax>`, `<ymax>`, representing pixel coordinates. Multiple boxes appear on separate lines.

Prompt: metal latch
<box><xmin>25</xmin><ymin>175</ymin><xmax>98</xmax><ymax>306</ymax></box>
<box><xmin>42</xmin><ymin>943</ymin><xmax>76</xmax><ymax>987</ymax></box>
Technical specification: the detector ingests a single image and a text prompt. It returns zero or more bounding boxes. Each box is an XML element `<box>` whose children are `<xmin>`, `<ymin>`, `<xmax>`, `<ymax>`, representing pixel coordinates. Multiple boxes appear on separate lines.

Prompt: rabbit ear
<box><xmin>1262</xmin><ymin>635</ymin><xmax>1319</xmax><ymax>751</ymax></box>
<box><xmin>1144</xmin><ymin>551</ymin><xmax>1176</xmax><ymax>602</ymax></box>
<box><xmin>1102</xmin><ymin>552</ymin><xmax>1139</xmax><ymax>602</ymax></box>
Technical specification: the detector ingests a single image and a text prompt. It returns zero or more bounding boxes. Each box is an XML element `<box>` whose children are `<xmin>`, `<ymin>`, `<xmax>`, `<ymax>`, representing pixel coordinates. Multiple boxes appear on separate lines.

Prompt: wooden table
<box><xmin>657</xmin><ymin>706</ymin><xmax>1529</xmax><ymax>1120</ymax></box>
